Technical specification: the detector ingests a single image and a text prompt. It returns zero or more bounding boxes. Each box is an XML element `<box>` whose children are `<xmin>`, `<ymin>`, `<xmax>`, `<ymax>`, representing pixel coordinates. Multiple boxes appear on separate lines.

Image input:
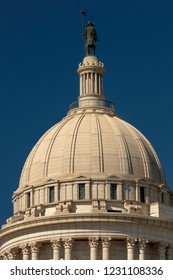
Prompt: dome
<box><xmin>18</xmin><ymin>55</ymin><xmax>165</xmax><ymax>190</ymax></box>
<box><xmin>19</xmin><ymin>108</ymin><xmax>165</xmax><ymax>189</ymax></box>
<box><xmin>1</xmin><ymin>22</ymin><xmax>173</xmax><ymax>261</ymax></box>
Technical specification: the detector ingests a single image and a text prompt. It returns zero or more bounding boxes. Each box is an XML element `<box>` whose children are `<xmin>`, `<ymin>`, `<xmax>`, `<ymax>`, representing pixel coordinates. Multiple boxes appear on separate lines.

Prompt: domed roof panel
<box><xmin>18</xmin><ymin>111</ymin><xmax>166</xmax><ymax>189</ymax></box>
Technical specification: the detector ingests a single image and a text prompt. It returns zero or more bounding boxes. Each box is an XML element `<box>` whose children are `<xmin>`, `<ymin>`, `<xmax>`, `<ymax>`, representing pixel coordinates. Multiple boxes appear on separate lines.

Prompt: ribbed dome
<box><xmin>19</xmin><ymin>108</ymin><xmax>165</xmax><ymax>189</ymax></box>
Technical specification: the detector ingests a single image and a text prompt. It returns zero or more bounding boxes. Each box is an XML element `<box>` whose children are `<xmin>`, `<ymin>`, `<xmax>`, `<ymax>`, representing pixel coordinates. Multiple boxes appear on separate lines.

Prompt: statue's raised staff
<box><xmin>84</xmin><ymin>21</ymin><xmax>98</xmax><ymax>56</ymax></box>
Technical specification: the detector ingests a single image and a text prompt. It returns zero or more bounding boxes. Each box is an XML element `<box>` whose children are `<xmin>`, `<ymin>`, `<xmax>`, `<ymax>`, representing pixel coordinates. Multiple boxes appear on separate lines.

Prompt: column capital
<box><xmin>138</xmin><ymin>239</ymin><xmax>147</xmax><ymax>250</ymax></box>
<box><xmin>51</xmin><ymin>239</ymin><xmax>61</xmax><ymax>249</ymax></box>
<box><xmin>62</xmin><ymin>238</ymin><xmax>74</xmax><ymax>249</ymax></box>
<box><xmin>6</xmin><ymin>249</ymin><xmax>17</xmax><ymax>260</ymax></box>
<box><xmin>101</xmin><ymin>237</ymin><xmax>111</xmax><ymax>248</ymax></box>
<box><xmin>1</xmin><ymin>252</ymin><xmax>8</xmax><ymax>260</ymax></box>
<box><xmin>29</xmin><ymin>242</ymin><xmax>41</xmax><ymax>254</ymax></box>
<box><xmin>20</xmin><ymin>244</ymin><xmax>30</xmax><ymax>254</ymax></box>
<box><xmin>88</xmin><ymin>237</ymin><xmax>99</xmax><ymax>248</ymax></box>
<box><xmin>157</xmin><ymin>242</ymin><xmax>167</xmax><ymax>251</ymax></box>
<box><xmin>126</xmin><ymin>238</ymin><xmax>136</xmax><ymax>249</ymax></box>
<box><xmin>167</xmin><ymin>244</ymin><xmax>173</xmax><ymax>260</ymax></box>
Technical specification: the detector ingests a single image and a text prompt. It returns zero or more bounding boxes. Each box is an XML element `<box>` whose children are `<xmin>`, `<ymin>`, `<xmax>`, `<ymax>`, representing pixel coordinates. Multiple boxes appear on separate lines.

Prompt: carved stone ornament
<box><xmin>51</xmin><ymin>239</ymin><xmax>61</xmax><ymax>249</ymax></box>
<box><xmin>126</xmin><ymin>238</ymin><xmax>136</xmax><ymax>249</ymax></box>
<box><xmin>138</xmin><ymin>239</ymin><xmax>147</xmax><ymax>250</ymax></box>
<box><xmin>20</xmin><ymin>244</ymin><xmax>30</xmax><ymax>254</ymax></box>
<box><xmin>62</xmin><ymin>238</ymin><xmax>74</xmax><ymax>249</ymax></box>
<box><xmin>101</xmin><ymin>237</ymin><xmax>111</xmax><ymax>248</ymax></box>
<box><xmin>88</xmin><ymin>237</ymin><xmax>99</xmax><ymax>248</ymax></box>
<box><xmin>30</xmin><ymin>242</ymin><xmax>40</xmax><ymax>253</ymax></box>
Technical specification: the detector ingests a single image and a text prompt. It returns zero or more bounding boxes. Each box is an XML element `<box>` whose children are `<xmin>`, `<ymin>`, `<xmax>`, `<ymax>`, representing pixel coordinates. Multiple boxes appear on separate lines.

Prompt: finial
<box><xmin>83</xmin><ymin>21</ymin><xmax>98</xmax><ymax>56</ymax></box>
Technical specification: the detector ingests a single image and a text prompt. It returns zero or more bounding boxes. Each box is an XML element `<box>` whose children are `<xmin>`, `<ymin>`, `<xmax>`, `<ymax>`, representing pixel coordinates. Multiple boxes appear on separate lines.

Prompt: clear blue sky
<box><xmin>0</xmin><ymin>0</ymin><xmax>173</xmax><ymax>225</ymax></box>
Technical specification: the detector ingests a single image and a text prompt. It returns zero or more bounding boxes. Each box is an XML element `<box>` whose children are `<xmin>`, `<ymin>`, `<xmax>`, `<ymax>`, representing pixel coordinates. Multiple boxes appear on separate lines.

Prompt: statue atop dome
<box><xmin>84</xmin><ymin>21</ymin><xmax>98</xmax><ymax>56</ymax></box>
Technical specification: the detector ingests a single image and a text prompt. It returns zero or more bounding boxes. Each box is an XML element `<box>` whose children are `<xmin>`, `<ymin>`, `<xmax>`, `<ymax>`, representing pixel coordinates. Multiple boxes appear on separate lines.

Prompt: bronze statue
<box><xmin>84</xmin><ymin>21</ymin><xmax>98</xmax><ymax>56</ymax></box>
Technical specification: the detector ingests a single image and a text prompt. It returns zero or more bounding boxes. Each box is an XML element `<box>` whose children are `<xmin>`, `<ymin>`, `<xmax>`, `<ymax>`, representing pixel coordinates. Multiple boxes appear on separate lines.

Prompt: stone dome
<box><xmin>19</xmin><ymin>107</ymin><xmax>165</xmax><ymax>189</ymax></box>
<box><xmin>18</xmin><ymin>55</ymin><xmax>166</xmax><ymax>190</ymax></box>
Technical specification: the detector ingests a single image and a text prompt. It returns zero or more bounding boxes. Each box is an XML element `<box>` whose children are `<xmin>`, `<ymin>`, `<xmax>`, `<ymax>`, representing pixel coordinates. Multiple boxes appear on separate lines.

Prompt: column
<box><xmin>117</xmin><ymin>184</ymin><xmax>123</xmax><ymax>200</ymax></box>
<box><xmin>55</xmin><ymin>184</ymin><xmax>59</xmax><ymax>202</ymax></box>
<box><xmin>135</xmin><ymin>183</ymin><xmax>140</xmax><ymax>201</ymax></box>
<box><xmin>101</xmin><ymin>237</ymin><xmax>111</xmax><ymax>260</ymax></box>
<box><xmin>30</xmin><ymin>242</ymin><xmax>40</xmax><ymax>260</ymax></box>
<box><xmin>80</xmin><ymin>75</ymin><xmax>82</xmax><ymax>96</ymax></box>
<box><xmin>86</xmin><ymin>73</ymin><xmax>89</xmax><ymax>93</ymax></box>
<box><xmin>30</xmin><ymin>189</ymin><xmax>34</xmax><ymax>206</ymax></box>
<box><xmin>99</xmin><ymin>75</ymin><xmax>102</xmax><ymax>95</ymax></box>
<box><xmin>126</xmin><ymin>238</ymin><xmax>136</xmax><ymax>260</ymax></box>
<box><xmin>145</xmin><ymin>187</ymin><xmax>150</xmax><ymax>204</ymax></box>
<box><xmin>88</xmin><ymin>237</ymin><xmax>99</xmax><ymax>260</ymax></box>
<box><xmin>51</xmin><ymin>239</ymin><xmax>61</xmax><ymax>260</ymax></box>
<box><xmin>91</xmin><ymin>72</ymin><xmax>93</xmax><ymax>93</ymax></box>
<box><xmin>63</xmin><ymin>238</ymin><xmax>74</xmax><ymax>260</ymax></box>
<box><xmin>20</xmin><ymin>244</ymin><xmax>30</xmax><ymax>260</ymax></box>
<box><xmin>157</xmin><ymin>243</ymin><xmax>166</xmax><ymax>260</ymax></box>
<box><xmin>138</xmin><ymin>239</ymin><xmax>147</xmax><ymax>260</ymax></box>
<box><xmin>166</xmin><ymin>245</ymin><xmax>173</xmax><ymax>260</ymax></box>
<box><xmin>95</xmin><ymin>73</ymin><xmax>97</xmax><ymax>93</ymax></box>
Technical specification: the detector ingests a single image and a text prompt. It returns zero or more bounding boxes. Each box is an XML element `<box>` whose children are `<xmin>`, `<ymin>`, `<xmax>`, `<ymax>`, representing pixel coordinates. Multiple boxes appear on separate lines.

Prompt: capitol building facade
<box><xmin>0</xmin><ymin>24</ymin><xmax>173</xmax><ymax>260</ymax></box>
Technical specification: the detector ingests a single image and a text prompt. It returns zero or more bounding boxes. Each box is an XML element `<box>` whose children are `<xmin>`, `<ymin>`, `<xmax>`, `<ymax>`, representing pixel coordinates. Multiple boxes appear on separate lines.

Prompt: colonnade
<box><xmin>1</xmin><ymin>238</ymin><xmax>172</xmax><ymax>260</ymax></box>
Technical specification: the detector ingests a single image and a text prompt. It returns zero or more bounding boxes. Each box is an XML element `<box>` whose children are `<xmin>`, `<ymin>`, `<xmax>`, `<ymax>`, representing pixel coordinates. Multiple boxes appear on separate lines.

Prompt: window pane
<box><xmin>27</xmin><ymin>192</ymin><xmax>31</xmax><ymax>208</ymax></box>
<box><xmin>140</xmin><ymin>187</ymin><xmax>145</xmax><ymax>203</ymax></box>
<box><xmin>111</xmin><ymin>184</ymin><xmax>117</xmax><ymax>200</ymax></box>
<box><xmin>79</xmin><ymin>184</ymin><xmax>85</xmax><ymax>200</ymax></box>
<box><xmin>49</xmin><ymin>186</ymin><xmax>55</xmax><ymax>203</ymax></box>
